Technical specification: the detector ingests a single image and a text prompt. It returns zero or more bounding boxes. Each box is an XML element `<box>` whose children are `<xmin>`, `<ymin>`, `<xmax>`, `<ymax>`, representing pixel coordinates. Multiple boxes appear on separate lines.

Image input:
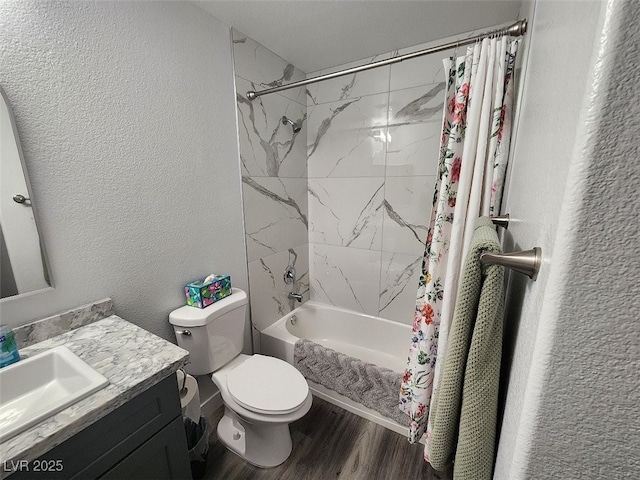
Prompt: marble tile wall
<box><xmin>231</xmin><ymin>30</ymin><xmax>309</xmax><ymax>350</ymax></box>
<box><xmin>307</xmin><ymin>41</ymin><xmax>455</xmax><ymax>326</ymax></box>
<box><xmin>233</xmin><ymin>30</ymin><xmax>477</xmax><ymax>332</ymax></box>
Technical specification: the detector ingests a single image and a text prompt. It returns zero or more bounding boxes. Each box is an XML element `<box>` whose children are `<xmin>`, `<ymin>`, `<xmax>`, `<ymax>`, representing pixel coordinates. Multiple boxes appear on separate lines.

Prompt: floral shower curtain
<box><xmin>399</xmin><ymin>36</ymin><xmax>519</xmax><ymax>453</ymax></box>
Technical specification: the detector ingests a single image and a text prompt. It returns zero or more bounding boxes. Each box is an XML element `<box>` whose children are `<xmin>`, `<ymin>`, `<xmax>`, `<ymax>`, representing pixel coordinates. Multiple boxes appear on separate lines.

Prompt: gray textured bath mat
<box><xmin>294</xmin><ymin>338</ymin><xmax>407</xmax><ymax>426</ymax></box>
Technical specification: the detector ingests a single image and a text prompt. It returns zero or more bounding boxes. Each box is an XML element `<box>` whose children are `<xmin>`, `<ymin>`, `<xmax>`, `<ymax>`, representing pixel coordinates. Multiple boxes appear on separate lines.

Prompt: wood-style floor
<box><xmin>203</xmin><ymin>397</ymin><xmax>452</xmax><ymax>480</ymax></box>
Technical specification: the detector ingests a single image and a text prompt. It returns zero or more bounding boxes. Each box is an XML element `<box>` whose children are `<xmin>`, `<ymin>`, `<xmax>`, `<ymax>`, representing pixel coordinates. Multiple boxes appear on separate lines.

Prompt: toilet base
<box><xmin>217</xmin><ymin>407</ymin><xmax>293</xmax><ymax>468</ymax></box>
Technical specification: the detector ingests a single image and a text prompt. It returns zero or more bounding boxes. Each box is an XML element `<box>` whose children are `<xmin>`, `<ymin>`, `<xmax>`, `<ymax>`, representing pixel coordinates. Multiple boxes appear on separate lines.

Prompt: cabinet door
<box><xmin>8</xmin><ymin>376</ymin><xmax>185</xmax><ymax>480</ymax></box>
<box><xmin>100</xmin><ymin>416</ymin><xmax>191</xmax><ymax>480</ymax></box>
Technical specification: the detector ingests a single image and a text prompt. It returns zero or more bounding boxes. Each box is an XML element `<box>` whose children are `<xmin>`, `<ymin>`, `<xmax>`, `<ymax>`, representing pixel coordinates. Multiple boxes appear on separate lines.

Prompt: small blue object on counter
<box><xmin>0</xmin><ymin>325</ymin><xmax>21</xmax><ymax>368</ymax></box>
<box><xmin>185</xmin><ymin>274</ymin><xmax>232</xmax><ymax>308</ymax></box>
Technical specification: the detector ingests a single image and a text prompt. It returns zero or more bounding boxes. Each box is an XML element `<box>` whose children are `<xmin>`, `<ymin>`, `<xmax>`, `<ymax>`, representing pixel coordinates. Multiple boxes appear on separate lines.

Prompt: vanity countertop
<box><xmin>0</xmin><ymin>315</ymin><xmax>189</xmax><ymax>473</ymax></box>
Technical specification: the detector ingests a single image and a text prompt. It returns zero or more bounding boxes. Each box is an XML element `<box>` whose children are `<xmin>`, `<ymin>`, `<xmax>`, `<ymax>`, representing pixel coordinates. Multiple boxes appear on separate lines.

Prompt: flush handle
<box><xmin>176</xmin><ymin>329</ymin><xmax>192</xmax><ymax>336</ymax></box>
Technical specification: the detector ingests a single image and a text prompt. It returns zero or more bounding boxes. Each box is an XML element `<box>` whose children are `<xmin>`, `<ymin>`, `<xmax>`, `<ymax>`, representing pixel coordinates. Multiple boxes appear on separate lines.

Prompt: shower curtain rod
<box><xmin>246</xmin><ymin>19</ymin><xmax>527</xmax><ymax>101</ymax></box>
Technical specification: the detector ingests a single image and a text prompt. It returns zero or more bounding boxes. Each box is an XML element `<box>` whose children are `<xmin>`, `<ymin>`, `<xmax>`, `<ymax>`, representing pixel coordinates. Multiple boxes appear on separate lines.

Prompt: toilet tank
<box><xmin>169</xmin><ymin>288</ymin><xmax>248</xmax><ymax>375</ymax></box>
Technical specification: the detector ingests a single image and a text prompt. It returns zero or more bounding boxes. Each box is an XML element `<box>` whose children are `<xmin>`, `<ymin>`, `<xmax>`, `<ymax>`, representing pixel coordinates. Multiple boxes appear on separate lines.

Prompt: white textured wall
<box><xmin>495</xmin><ymin>0</ymin><xmax>606</xmax><ymax>475</ymax></box>
<box><xmin>496</xmin><ymin>0</ymin><xmax>639</xmax><ymax>478</ymax></box>
<box><xmin>522</xmin><ymin>0</ymin><xmax>639</xmax><ymax>476</ymax></box>
<box><xmin>0</xmin><ymin>1</ymin><xmax>248</xmax><ymax>342</ymax></box>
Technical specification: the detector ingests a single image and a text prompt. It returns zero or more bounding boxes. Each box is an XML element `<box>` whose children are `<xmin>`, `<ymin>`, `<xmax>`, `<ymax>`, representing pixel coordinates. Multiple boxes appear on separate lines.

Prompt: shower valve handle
<box><xmin>284</xmin><ymin>266</ymin><xmax>296</xmax><ymax>284</ymax></box>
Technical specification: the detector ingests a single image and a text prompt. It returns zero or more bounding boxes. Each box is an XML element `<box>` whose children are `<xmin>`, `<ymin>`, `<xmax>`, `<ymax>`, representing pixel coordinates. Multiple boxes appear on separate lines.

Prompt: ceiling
<box><xmin>194</xmin><ymin>1</ymin><xmax>523</xmax><ymax>73</ymax></box>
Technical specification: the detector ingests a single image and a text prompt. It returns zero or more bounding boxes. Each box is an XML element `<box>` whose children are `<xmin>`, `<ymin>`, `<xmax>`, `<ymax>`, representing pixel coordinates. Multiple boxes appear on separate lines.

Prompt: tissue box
<box><xmin>185</xmin><ymin>274</ymin><xmax>232</xmax><ymax>308</ymax></box>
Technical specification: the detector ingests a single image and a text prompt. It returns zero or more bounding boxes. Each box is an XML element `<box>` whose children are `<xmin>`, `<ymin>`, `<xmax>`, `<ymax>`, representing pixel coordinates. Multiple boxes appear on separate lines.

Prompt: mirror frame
<box><xmin>0</xmin><ymin>85</ymin><xmax>53</xmax><ymax>300</ymax></box>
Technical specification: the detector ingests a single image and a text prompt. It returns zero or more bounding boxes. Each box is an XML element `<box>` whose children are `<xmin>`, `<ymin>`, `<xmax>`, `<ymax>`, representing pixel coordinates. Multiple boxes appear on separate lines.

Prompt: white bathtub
<box><xmin>261</xmin><ymin>301</ymin><xmax>411</xmax><ymax>437</ymax></box>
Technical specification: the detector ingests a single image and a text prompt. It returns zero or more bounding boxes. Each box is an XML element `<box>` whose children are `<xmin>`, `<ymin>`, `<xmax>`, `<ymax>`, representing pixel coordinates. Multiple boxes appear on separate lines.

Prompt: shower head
<box><xmin>282</xmin><ymin>116</ymin><xmax>301</xmax><ymax>133</ymax></box>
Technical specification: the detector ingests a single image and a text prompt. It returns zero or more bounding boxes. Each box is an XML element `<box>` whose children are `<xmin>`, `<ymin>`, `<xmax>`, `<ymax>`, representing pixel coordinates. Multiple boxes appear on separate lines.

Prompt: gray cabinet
<box><xmin>11</xmin><ymin>376</ymin><xmax>191</xmax><ymax>480</ymax></box>
<box><xmin>100</xmin><ymin>416</ymin><xmax>188</xmax><ymax>480</ymax></box>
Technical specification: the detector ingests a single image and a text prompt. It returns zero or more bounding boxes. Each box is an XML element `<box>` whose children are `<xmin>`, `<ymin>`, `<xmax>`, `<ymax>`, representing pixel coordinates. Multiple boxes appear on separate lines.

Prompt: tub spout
<box><xmin>288</xmin><ymin>292</ymin><xmax>303</xmax><ymax>302</ymax></box>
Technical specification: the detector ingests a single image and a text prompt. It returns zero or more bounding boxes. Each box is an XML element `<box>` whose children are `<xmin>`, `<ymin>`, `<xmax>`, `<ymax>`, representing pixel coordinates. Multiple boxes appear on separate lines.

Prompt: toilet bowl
<box><xmin>211</xmin><ymin>354</ymin><xmax>312</xmax><ymax>467</ymax></box>
<box><xmin>169</xmin><ymin>288</ymin><xmax>311</xmax><ymax>467</ymax></box>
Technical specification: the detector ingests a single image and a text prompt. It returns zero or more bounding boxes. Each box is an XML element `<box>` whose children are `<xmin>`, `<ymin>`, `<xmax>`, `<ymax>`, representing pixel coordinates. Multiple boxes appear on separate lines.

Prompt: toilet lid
<box><xmin>226</xmin><ymin>355</ymin><xmax>309</xmax><ymax>414</ymax></box>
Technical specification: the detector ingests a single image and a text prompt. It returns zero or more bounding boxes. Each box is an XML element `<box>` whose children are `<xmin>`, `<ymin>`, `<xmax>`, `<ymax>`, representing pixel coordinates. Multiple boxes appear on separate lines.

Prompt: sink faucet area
<box><xmin>0</xmin><ymin>346</ymin><xmax>109</xmax><ymax>442</ymax></box>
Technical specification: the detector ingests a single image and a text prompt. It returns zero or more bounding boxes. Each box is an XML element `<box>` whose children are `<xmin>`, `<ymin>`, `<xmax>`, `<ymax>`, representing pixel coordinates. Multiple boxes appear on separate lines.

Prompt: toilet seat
<box><xmin>226</xmin><ymin>355</ymin><xmax>308</xmax><ymax>415</ymax></box>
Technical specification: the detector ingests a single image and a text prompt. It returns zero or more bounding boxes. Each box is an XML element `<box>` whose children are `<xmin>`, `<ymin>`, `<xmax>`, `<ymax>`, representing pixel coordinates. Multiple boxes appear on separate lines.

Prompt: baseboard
<box><xmin>201</xmin><ymin>390</ymin><xmax>222</xmax><ymax>418</ymax></box>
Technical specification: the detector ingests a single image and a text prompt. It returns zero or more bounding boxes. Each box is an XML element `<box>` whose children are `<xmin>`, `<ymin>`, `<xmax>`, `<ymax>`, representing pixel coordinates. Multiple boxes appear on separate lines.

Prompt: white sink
<box><xmin>0</xmin><ymin>346</ymin><xmax>109</xmax><ymax>442</ymax></box>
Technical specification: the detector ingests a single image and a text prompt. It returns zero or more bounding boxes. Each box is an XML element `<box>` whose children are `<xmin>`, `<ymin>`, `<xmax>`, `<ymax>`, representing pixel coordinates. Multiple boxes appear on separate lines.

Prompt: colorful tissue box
<box><xmin>184</xmin><ymin>274</ymin><xmax>232</xmax><ymax>308</ymax></box>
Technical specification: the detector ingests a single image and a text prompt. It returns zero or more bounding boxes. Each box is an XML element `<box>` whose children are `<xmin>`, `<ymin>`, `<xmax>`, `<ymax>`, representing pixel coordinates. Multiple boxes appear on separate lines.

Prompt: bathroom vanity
<box><xmin>0</xmin><ymin>312</ymin><xmax>191</xmax><ymax>479</ymax></box>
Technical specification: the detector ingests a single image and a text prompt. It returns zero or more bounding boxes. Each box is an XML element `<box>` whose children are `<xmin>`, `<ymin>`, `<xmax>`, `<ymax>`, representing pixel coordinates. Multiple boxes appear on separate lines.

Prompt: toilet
<box><xmin>169</xmin><ymin>288</ymin><xmax>312</xmax><ymax>467</ymax></box>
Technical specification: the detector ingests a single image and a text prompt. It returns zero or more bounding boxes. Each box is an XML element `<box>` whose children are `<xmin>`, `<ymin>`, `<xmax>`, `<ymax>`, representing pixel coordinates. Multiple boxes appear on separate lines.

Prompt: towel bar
<box><xmin>480</xmin><ymin>247</ymin><xmax>542</xmax><ymax>280</ymax></box>
<box><xmin>490</xmin><ymin>214</ymin><xmax>510</xmax><ymax>228</ymax></box>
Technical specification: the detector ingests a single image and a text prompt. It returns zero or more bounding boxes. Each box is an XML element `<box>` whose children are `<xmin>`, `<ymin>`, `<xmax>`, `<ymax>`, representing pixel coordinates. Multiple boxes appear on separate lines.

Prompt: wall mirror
<box><xmin>0</xmin><ymin>85</ymin><xmax>52</xmax><ymax>298</ymax></box>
